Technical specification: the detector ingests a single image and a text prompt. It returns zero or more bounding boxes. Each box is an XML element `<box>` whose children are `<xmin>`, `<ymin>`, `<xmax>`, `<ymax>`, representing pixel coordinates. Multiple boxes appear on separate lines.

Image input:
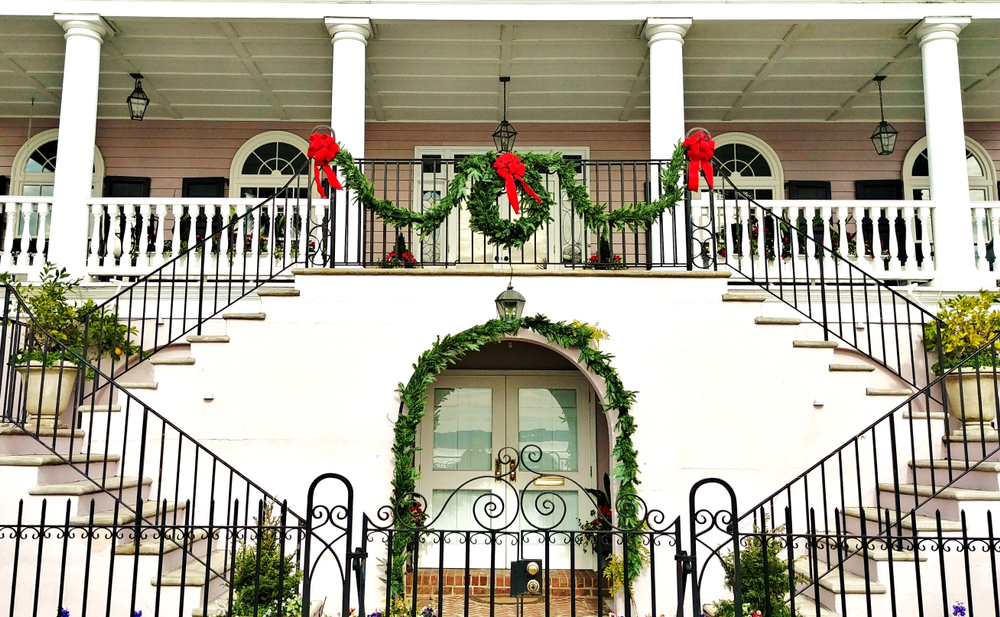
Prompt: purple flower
<box><xmin>135</xmin><ymin>612</ymin><xmax>142</xmax><ymax>617</ymax></box>
<box><xmin>953</xmin><ymin>602</ymin><xmax>966</xmax><ymax>617</ymax></box>
<box><xmin>59</xmin><ymin>610</ymin><xmax>69</xmax><ymax>617</ymax></box>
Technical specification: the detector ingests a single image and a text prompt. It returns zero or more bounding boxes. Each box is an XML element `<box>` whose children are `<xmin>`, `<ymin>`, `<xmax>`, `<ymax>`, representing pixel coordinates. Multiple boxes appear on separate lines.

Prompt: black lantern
<box><xmin>870</xmin><ymin>76</ymin><xmax>898</xmax><ymax>156</ymax></box>
<box><xmin>495</xmin><ymin>283</ymin><xmax>525</xmax><ymax>321</ymax></box>
<box><xmin>127</xmin><ymin>73</ymin><xmax>150</xmax><ymax>121</ymax></box>
<box><xmin>492</xmin><ymin>76</ymin><xmax>517</xmax><ymax>153</ymax></box>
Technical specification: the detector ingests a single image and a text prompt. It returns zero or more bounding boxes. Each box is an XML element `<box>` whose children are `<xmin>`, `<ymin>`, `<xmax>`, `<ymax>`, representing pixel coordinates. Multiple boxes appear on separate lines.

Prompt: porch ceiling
<box><xmin>1</xmin><ymin>16</ymin><xmax>999</xmax><ymax>123</ymax></box>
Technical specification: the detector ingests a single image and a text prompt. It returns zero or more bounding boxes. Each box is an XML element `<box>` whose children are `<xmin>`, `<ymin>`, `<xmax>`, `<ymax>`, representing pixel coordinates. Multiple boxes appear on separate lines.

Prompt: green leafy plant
<box><xmin>230</xmin><ymin>501</ymin><xmax>303</xmax><ymax>617</ymax></box>
<box><xmin>378</xmin><ymin>234</ymin><xmax>420</xmax><ymax>269</ymax></box>
<box><xmin>922</xmin><ymin>290</ymin><xmax>1000</xmax><ymax>375</ymax></box>
<box><xmin>2</xmin><ymin>262</ymin><xmax>143</xmax><ymax>377</ymax></box>
<box><xmin>711</xmin><ymin>525</ymin><xmax>808</xmax><ymax>617</ymax></box>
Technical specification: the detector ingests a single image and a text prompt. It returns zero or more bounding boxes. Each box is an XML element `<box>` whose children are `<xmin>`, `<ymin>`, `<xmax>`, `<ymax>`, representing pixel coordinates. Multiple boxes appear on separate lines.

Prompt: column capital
<box><xmin>914</xmin><ymin>17</ymin><xmax>970</xmax><ymax>47</ymax></box>
<box><xmin>643</xmin><ymin>18</ymin><xmax>692</xmax><ymax>47</ymax></box>
<box><xmin>55</xmin><ymin>14</ymin><xmax>111</xmax><ymax>43</ymax></box>
<box><xmin>325</xmin><ymin>17</ymin><xmax>372</xmax><ymax>45</ymax></box>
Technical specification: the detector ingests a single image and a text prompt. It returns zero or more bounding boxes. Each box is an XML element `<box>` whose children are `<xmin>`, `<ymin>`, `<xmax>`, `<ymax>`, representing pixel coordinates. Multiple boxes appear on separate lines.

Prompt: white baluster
<box><xmin>834</xmin><ymin>205</ymin><xmax>848</xmax><ymax>262</ymax></box>
<box><xmin>917</xmin><ymin>205</ymin><xmax>932</xmax><ymax>274</ymax></box>
<box><xmin>901</xmin><ymin>205</ymin><xmax>917</xmax><ymax>273</ymax></box>
<box><xmin>721</xmin><ymin>200</ymin><xmax>733</xmax><ymax>266</ymax></box>
<box><xmin>869</xmin><ymin>207</ymin><xmax>884</xmax><ymax>275</ymax></box>
<box><xmin>886</xmin><ymin>205</ymin><xmax>901</xmax><ymax>273</ymax></box>
<box><xmin>121</xmin><ymin>204</ymin><xmax>135</xmax><ymax>267</ymax></box>
<box><xmin>314</xmin><ymin>201</ymin><xmax>326</xmax><ymax>265</ymax></box>
<box><xmin>186</xmin><ymin>205</ymin><xmax>198</xmax><ymax>271</ymax></box>
<box><xmin>37</xmin><ymin>202</ymin><xmax>50</xmax><ymax>264</ymax></box>
<box><xmin>152</xmin><ymin>203</ymin><xmax>166</xmax><ymax>267</ymax></box>
<box><xmin>990</xmin><ymin>206</ymin><xmax>1000</xmax><ymax>275</ymax></box>
<box><xmin>298</xmin><ymin>201</ymin><xmax>310</xmax><ymax>265</ymax></box>
<box><xmin>17</xmin><ymin>203</ymin><xmax>32</xmax><ymax>267</ymax></box>
<box><xmin>87</xmin><ymin>203</ymin><xmax>101</xmax><ymax>268</ymax></box>
<box><xmin>234</xmin><ymin>204</ymin><xmax>247</xmax><ymax>274</ymax></box>
<box><xmin>974</xmin><ymin>207</ymin><xmax>988</xmax><ymax>273</ymax></box>
<box><xmin>739</xmin><ymin>201</ymin><xmax>750</xmax><ymax>267</ymax></box>
<box><xmin>251</xmin><ymin>205</ymin><xmax>262</xmax><ymax>271</ymax></box>
<box><xmin>1</xmin><ymin>204</ymin><xmax>14</xmax><ymax>268</ymax></box>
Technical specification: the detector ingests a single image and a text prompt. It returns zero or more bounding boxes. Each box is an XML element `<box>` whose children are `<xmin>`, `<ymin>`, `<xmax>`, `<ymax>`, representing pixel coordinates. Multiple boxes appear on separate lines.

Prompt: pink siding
<box><xmin>1</xmin><ymin>118</ymin><xmax>999</xmax><ymax>201</ymax></box>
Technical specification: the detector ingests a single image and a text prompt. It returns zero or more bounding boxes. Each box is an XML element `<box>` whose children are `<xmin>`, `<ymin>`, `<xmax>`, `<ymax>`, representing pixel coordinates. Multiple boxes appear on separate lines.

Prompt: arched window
<box><xmin>229</xmin><ymin>131</ymin><xmax>309</xmax><ymax>199</ymax></box>
<box><xmin>10</xmin><ymin>129</ymin><xmax>105</xmax><ymax>197</ymax></box>
<box><xmin>711</xmin><ymin>133</ymin><xmax>784</xmax><ymax>200</ymax></box>
<box><xmin>902</xmin><ymin>136</ymin><xmax>997</xmax><ymax>201</ymax></box>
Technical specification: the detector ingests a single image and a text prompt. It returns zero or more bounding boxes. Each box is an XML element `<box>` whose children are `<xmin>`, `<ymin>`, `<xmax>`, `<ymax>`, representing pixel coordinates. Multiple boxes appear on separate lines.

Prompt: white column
<box><xmin>49</xmin><ymin>15</ymin><xmax>109</xmax><ymax>277</ymax></box>
<box><xmin>325</xmin><ymin>18</ymin><xmax>371</xmax><ymax>266</ymax></box>
<box><xmin>916</xmin><ymin>17</ymin><xmax>978</xmax><ymax>290</ymax></box>
<box><xmin>644</xmin><ymin>18</ymin><xmax>691</xmax><ymax>267</ymax></box>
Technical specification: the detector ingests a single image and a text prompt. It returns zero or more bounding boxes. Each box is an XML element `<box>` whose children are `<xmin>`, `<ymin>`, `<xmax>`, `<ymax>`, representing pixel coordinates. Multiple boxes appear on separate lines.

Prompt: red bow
<box><xmin>682</xmin><ymin>131</ymin><xmax>715</xmax><ymax>191</ymax></box>
<box><xmin>307</xmin><ymin>132</ymin><xmax>344</xmax><ymax>198</ymax></box>
<box><xmin>493</xmin><ymin>152</ymin><xmax>542</xmax><ymax>215</ymax></box>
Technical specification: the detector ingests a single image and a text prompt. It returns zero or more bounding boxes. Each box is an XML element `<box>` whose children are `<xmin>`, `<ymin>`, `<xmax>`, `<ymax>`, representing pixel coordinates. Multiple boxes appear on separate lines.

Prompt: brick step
<box><xmin>406</xmin><ymin>568</ymin><xmax>602</xmax><ymax>598</ymax></box>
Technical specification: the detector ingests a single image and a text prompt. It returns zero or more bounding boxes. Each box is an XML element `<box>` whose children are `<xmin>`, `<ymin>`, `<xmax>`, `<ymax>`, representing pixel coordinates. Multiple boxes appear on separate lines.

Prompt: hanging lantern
<box><xmin>495</xmin><ymin>283</ymin><xmax>525</xmax><ymax>321</ymax></box>
<box><xmin>492</xmin><ymin>76</ymin><xmax>517</xmax><ymax>153</ymax></box>
<box><xmin>126</xmin><ymin>73</ymin><xmax>150</xmax><ymax>121</ymax></box>
<box><xmin>870</xmin><ymin>76</ymin><xmax>898</xmax><ymax>156</ymax></box>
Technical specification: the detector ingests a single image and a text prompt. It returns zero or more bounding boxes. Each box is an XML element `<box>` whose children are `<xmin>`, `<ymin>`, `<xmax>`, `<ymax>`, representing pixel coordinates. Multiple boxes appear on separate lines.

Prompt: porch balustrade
<box><xmin>0</xmin><ymin>169</ymin><xmax>996</xmax><ymax>285</ymax></box>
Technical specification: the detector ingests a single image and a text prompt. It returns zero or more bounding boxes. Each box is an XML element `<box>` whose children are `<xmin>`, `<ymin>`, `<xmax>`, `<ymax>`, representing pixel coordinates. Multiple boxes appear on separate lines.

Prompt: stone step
<box><xmin>0</xmin><ymin>453</ymin><xmax>119</xmax><ymax>467</ymax></box>
<box><xmin>118</xmin><ymin>381</ymin><xmax>158</xmax><ymax>390</ymax></box>
<box><xmin>257</xmin><ymin>287</ymin><xmax>300</xmax><ymax>297</ymax></box>
<box><xmin>911</xmin><ymin>459</ymin><xmax>1000</xmax><ymax>473</ymax></box>
<box><xmin>0</xmin><ymin>425</ymin><xmax>85</xmax><ymax>439</ymax></box>
<box><xmin>903</xmin><ymin>411</ymin><xmax>947</xmax><ymax>420</ymax></box>
<box><xmin>155</xmin><ymin>549</ymin><xmax>228</xmax><ymax>586</ymax></box>
<box><xmin>796</xmin><ymin>597</ymin><xmax>841</xmax><ymax>617</ymax></box>
<box><xmin>843</xmin><ymin>507</ymin><xmax>963</xmax><ymax>532</ymax></box>
<box><xmin>185</xmin><ymin>335</ymin><xmax>231</xmax><ymax>343</ymax></box>
<box><xmin>70</xmin><ymin>500</ymin><xmax>186</xmax><ymax>527</ymax></box>
<box><xmin>29</xmin><ymin>475</ymin><xmax>152</xmax><ymax>497</ymax></box>
<box><xmin>829</xmin><ymin>363</ymin><xmax>876</xmax><ymax>372</ymax></box>
<box><xmin>722</xmin><ymin>293</ymin><xmax>766</xmax><ymax>302</ymax></box>
<box><xmin>222</xmin><ymin>312</ymin><xmax>266</xmax><ymax>321</ymax></box>
<box><xmin>793</xmin><ymin>340</ymin><xmax>839</xmax><ymax>349</ymax></box>
<box><xmin>192</xmin><ymin>598</ymin><xmax>324</xmax><ymax>617</ymax></box>
<box><xmin>837</xmin><ymin>536</ymin><xmax>926</xmax><ymax>562</ymax></box>
<box><xmin>150</xmin><ymin>356</ymin><xmax>196</xmax><ymax>366</ymax></box>
<box><xmin>114</xmin><ymin>528</ymin><xmax>210</xmax><ymax>556</ymax></box>
<box><xmin>76</xmin><ymin>403</ymin><xmax>121</xmax><ymax>413</ymax></box>
<box><xmin>879</xmin><ymin>482</ymin><xmax>1000</xmax><ymax>501</ymax></box>
<box><xmin>755</xmin><ymin>316</ymin><xmax>802</xmax><ymax>325</ymax></box>
<box><xmin>794</xmin><ymin>559</ymin><xmax>886</xmax><ymax>594</ymax></box>
<box><xmin>867</xmin><ymin>388</ymin><xmax>913</xmax><ymax>397</ymax></box>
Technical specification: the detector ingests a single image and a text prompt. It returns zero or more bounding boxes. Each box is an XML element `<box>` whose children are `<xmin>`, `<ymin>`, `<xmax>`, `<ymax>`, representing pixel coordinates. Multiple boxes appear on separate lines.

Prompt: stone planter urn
<box><xmin>943</xmin><ymin>367</ymin><xmax>999</xmax><ymax>440</ymax></box>
<box><xmin>13</xmin><ymin>362</ymin><xmax>79</xmax><ymax>429</ymax></box>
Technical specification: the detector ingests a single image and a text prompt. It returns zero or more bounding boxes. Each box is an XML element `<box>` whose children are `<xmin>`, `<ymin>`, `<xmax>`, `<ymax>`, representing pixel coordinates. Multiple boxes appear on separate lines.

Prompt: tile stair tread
<box><xmin>150</xmin><ymin>356</ymin><xmax>196</xmax><ymax>365</ymax></box>
<box><xmin>0</xmin><ymin>453</ymin><xmax>120</xmax><ymax>466</ymax></box>
<box><xmin>222</xmin><ymin>312</ymin><xmax>266</xmax><ymax>320</ymax></box>
<box><xmin>186</xmin><ymin>335</ymin><xmax>230</xmax><ymax>343</ymax></box>
<box><xmin>755</xmin><ymin>316</ymin><xmax>802</xmax><ymax>325</ymax></box>
<box><xmin>911</xmin><ymin>459</ymin><xmax>1000</xmax><ymax>472</ymax></box>
<box><xmin>794</xmin><ymin>559</ymin><xmax>886</xmax><ymax>594</ymax></box>
<box><xmin>115</xmin><ymin>528</ymin><xmax>210</xmax><ymax>556</ymax></box>
<box><xmin>837</xmin><ymin>537</ymin><xmax>926</xmax><ymax>562</ymax></box>
<box><xmin>154</xmin><ymin>549</ymin><xmax>228</xmax><ymax>586</ymax></box>
<box><xmin>257</xmin><ymin>287</ymin><xmax>300</xmax><ymax>297</ymax></box>
<box><xmin>0</xmin><ymin>425</ymin><xmax>85</xmax><ymax>438</ymax></box>
<box><xmin>793</xmin><ymin>340</ymin><xmax>839</xmax><ymax>349</ymax></box>
<box><xmin>796</xmin><ymin>597</ymin><xmax>841</xmax><ymax>617</ymax></box>
<box><xmin>867</xmin><ymin>388</ymin><xmax>914</xmax><ymax>396</ymax></box>
<box><xmin>192</xmin><ymin>598</ymin><xmax>324</xmax><ymax>617</ymax></box>
<box><xmin>29</xmin><ymin>475</ymin><xmax>152</xmax><ymax>496</ymax></box>
<box><xmin>118</xmin><ymin>381</ymin><xmax>158</xmax><ymax>390</ymax></box>
<box><xmin>829</xmin><ymin>363</ymin><xmax>876</xmax><ymax>372</ymax></box>
<box><xmin>903</xmin><ymin>411</ymin><xmax>947</xmax><ymax>420</ymax></box>
<box><xmin>843</xmin><ymin>507</ymin><xmax>963</xmax><ymax>532</ymax></box>
<box><xmin>879</xmin><ymin>482</ymin><xmax>1000</xmax><ymax>501</ymax></box>
<box><xmin>943</xmin><ymin>433</ymin><xmax>1000</xmax><ymax>443</ymax></box>
<box><xmin>70</xmin><ymin>500</ymin><xmax>186</xmax><ymax>527</ymax></box>
<box><xmin>76</xmin><ymin>403</ymin><xmax>121</xmax><ymax>413</ymax></box>
<box><xmin>722</xmin><ymin>293</ymin><xmax>766</xmax><ymax>302</ymax></box>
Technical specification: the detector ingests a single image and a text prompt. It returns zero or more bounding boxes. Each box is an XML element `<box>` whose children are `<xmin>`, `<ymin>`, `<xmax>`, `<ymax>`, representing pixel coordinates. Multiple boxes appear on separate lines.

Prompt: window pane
<box><xmin>966</xmin><ymin>150</ymin><xmax>985</xmax><ymax>177</ymax></box>
<box><xmin>518</xmin><ymin>388</ymin><xmax>577</xmax><ymax>472</ymax></box>
<box><xmin>912</xmin><ymin>151</ymin><xmax>929</xmax><ymax>177</ymax></box>
<box><xmin>431</xmin><ymin>489</ymin><xmax>492</xmax><ymax>530</ymax></box>
<box><xmin>433</xmin><ymin>388</ymin><xmax>493</xmax><ymax>471</ymax></box>
<box><xmin>521</xmin><ymin>490</ymin><xmax>579</xmax><ymax>531</ymax></box>
<box><xmin>26</xmin><ymin>141</ymin><xmax>57</xmax><ymax>173</ymax></box>
<box><xmin>242</xmin><ymin>152</ymin><xmax>265</xmax><ymax>175</ymax></box>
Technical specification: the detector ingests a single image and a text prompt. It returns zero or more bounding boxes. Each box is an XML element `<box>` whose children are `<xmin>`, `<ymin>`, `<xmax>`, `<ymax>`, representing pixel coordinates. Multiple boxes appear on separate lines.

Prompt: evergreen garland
<box><xmin>332</xmin><ymin>142</ymin><xmax>686</xmax><ymax>250</ymax></box>
<box><xmin>387</xmin><ymin>315</ymin><xmax>643</xmax><ymax>595</ymax></box>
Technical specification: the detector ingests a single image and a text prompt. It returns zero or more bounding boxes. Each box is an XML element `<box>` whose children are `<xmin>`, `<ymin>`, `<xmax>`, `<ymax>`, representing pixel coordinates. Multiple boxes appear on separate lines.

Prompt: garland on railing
<box><xmin>329</xmin><ymin>140</ymin><xmax>687</xmax><ymax>250</ymax></box>
<box><xmin>387</xmin><ymin>315</ymin><xmax>642</xmax><ymax>594</ymax></box>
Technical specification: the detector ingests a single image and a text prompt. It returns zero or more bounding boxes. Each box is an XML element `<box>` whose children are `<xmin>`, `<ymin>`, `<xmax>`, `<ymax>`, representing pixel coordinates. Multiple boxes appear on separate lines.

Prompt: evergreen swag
<box><xmin>333</xmin><ymin>143</ymin><xmax>687</xmax><ymax>250</ymax></box>
<box><xmin>386</xmin><ymin>315</ymin><xmax>643</xmax><ymax>596</ymax></box>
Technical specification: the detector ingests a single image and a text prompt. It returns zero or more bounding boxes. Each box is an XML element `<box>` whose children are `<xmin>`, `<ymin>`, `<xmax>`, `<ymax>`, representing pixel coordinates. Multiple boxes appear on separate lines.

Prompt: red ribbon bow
<box><xmin>682</xmin><ymin>131</ymin><xmax>715</xmax><ymax>191</ymax></box>
<box><xmin>307</xmin><ymin>132</ymin><xmax>344</xmax><ymax>198</ymax></box>
<box><xmin>493</xmin><ymin>152</ymin><xmax>542</xmax><ymax>215</ymax></box>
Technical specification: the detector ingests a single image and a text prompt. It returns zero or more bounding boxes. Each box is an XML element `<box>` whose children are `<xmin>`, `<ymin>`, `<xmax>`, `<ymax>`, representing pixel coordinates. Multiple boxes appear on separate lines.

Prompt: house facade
<box><xmin>1</xmin><ymin>2</ymin><xmax>1000</xmax><ymax>617</ymax></box>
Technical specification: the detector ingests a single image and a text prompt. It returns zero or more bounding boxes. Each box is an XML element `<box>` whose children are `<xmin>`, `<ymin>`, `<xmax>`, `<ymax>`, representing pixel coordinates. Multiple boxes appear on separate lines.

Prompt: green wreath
<box><xmin>333</xmin><ymin>142</ymin><xmax>686</xmax><ymax>250</ymax></box>
<box><xmin>386</xmin><ymin>315</ymin><xmax>643</xmax><ymax>597</ymax></box>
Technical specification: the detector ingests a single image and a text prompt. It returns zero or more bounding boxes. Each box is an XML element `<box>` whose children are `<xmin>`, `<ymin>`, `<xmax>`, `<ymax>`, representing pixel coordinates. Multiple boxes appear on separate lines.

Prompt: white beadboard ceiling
<box><xmin>1</xmin><ymin>16</ymin><xmax>998</xmax><ymax>123</ymax></box>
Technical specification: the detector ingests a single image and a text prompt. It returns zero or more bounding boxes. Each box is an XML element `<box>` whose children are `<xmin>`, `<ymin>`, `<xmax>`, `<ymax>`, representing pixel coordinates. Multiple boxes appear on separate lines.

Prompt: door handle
<box><xmin>509</xmin><ymin>456</ymin><xmax>517</xmax><ymax>482</ymax></box>
<box><xmin>495</xmin><ymin>457</ymin><xmax>502</xmax><ymax>481</ymax></box>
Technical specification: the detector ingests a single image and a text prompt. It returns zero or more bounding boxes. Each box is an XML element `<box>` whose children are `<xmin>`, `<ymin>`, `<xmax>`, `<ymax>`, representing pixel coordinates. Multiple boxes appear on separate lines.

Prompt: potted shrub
<box><xmin>378</xmin><ymin>233</ymin><xmax>419</xmax><ymax>269</ymax></box>
<box><xmin>3</xmin><ymin>263</ymin><xmax>142</xmax><ymax>429</ymax></box>
<box><xmin>922</xmin><ymin>290</ymin><xmax>1000</xmax><ymax>438</ymax></box>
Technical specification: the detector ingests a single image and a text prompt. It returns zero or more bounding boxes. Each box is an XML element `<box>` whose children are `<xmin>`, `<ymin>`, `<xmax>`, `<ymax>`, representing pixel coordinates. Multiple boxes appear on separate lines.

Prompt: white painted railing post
<box><xmin>902</xmin><ymin>206</ymin><xmax>917</xmax><ymax>273</ymax></box>
<box><xmin>1</xmin><ymin>206</ymin><xmax>14</xmax><ymax>268</ymax></box>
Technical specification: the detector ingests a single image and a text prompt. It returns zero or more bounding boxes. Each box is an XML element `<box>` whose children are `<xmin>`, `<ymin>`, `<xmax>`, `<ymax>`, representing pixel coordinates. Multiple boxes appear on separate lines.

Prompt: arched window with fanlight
<box><xmin>710</xmin><ymin>133</ymin><xmax>784</xmax><ymax>200</ymax></box>
<box><xmin>11</xmin><ymin>128</ymin><xmax>105</xmax><ymax>197</ymax></box>
<box><xmin>903</xmin><ymin>136</ymin><xmax>997</xmax><ymax>201</ymax></box>
<box><xmin>229</xmin><ymin>131</ymin><xmax>309</xmax><ymax>199</ymax></box>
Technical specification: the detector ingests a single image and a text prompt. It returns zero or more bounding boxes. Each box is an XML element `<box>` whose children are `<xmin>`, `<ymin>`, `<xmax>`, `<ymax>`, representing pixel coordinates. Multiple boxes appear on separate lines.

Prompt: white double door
<box><xmin>417</xmin><ymin>372</ymin><xmax>597</xmax><ymax>568</ymax></box>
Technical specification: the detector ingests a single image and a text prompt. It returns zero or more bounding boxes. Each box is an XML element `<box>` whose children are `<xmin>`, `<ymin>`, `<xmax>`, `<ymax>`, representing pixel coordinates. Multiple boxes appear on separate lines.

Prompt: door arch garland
<box><xmin>387</xmin><ymin>314</ymin><xmax>643</xmax><ymax>593</ymax></box>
